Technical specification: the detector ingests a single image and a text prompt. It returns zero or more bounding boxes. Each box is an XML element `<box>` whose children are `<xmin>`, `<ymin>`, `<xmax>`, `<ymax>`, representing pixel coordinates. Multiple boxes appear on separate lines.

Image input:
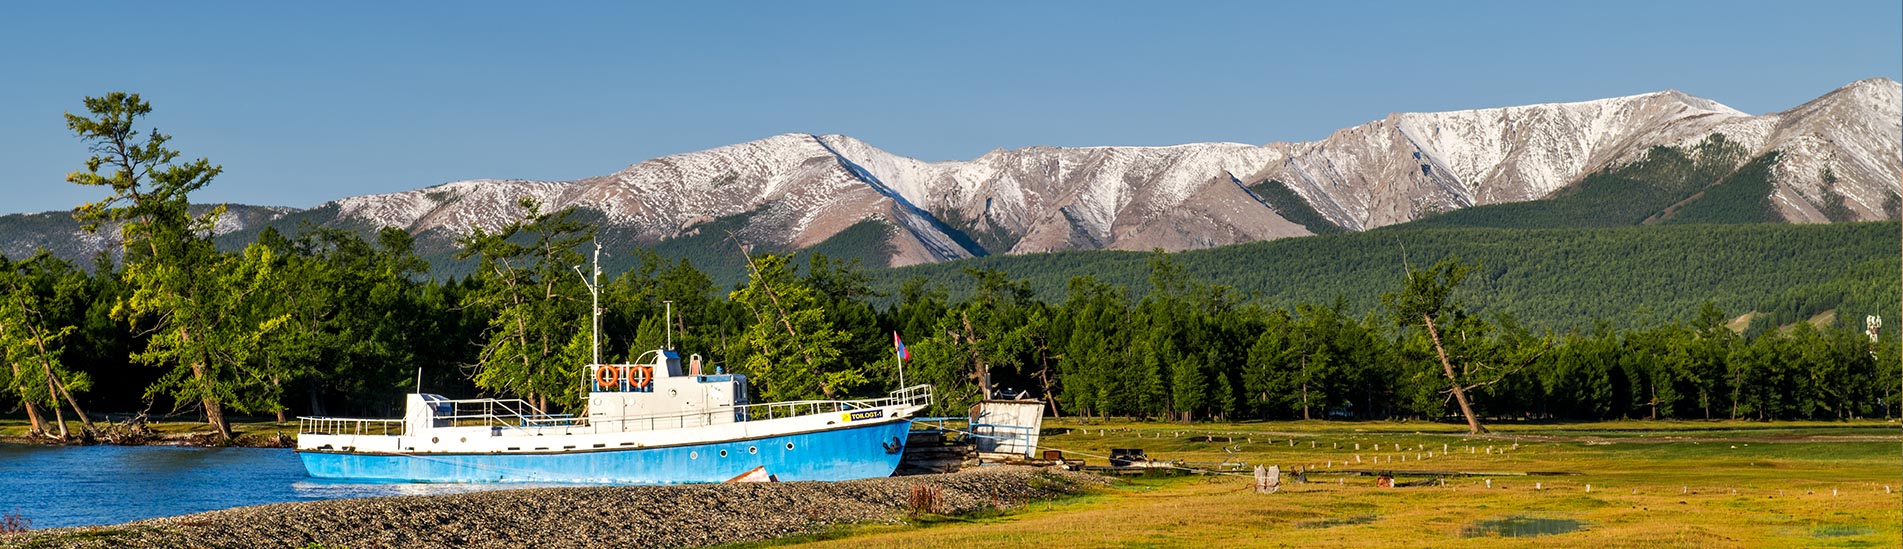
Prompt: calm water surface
<box><xmin>0</xmin><ymin>444</ymin><xmax>586</xmax><ymax>529</ymax></box>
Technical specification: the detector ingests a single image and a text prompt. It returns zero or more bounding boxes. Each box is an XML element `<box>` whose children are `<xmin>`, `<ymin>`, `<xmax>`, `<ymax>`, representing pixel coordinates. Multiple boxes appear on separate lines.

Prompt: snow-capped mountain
<box><xmin>5</xmin><ymin>79</ymin><xmax>1897</xmax><ymax>268</ymax></box>
<box><xmin>1244</xmin><ymin>78</ymin><xmax>1900</xmax><ymax>231</ymax></box>
<box><xmin>330</xmin><ymin>134</ymin><xmax>986</xmax><ymax>266</ymax></box>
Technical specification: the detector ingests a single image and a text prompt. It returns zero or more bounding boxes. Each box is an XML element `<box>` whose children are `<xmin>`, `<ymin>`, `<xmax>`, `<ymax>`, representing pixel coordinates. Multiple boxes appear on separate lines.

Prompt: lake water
<box><xmin>0</xmin><ymin>444</ymin><xmax>584</xmax><ymax>529</ymax></box>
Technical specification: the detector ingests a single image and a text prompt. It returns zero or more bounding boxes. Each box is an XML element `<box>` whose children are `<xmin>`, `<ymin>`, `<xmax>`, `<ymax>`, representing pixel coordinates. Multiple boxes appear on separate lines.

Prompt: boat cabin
<box><xmin>586</xmin><ymin>350</ymin><xmax>751</xmax><ymax>426</ymax></box>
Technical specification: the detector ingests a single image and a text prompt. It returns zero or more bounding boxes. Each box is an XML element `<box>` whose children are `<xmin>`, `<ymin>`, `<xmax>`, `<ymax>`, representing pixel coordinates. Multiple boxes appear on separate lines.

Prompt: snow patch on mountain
<box><xmin>265</xmin><ymin>79</ymin><xmax>1903</xmax><ymax>262</ymax></box>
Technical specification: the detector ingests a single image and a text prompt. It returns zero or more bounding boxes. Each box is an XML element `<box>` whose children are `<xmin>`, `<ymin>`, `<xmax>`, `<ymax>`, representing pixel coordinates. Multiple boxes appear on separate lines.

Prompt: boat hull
<box><xmin>298</xmin><ymin>419</ymin><xmax>913</xmax><ymax>483</ymax></box>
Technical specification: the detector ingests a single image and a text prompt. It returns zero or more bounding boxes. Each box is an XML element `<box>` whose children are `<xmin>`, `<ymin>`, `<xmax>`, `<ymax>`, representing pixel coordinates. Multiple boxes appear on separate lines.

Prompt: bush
<box><xmin>2</xmin><ymin>509</ymin><xmax>30</xmax><ymax>533</ymax></box>
<box><xmin>907</xmin><ymin>483</ymin><xmax>944</xmax><ymax>518</ymax></box>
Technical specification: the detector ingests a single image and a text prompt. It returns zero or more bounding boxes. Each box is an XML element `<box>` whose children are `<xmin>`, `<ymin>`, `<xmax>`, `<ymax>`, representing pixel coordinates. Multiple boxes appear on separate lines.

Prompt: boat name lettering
<box><xmin>843</xmin><ymin>409</ymin><xmax>884</xmax><ymax>422</ymax></box>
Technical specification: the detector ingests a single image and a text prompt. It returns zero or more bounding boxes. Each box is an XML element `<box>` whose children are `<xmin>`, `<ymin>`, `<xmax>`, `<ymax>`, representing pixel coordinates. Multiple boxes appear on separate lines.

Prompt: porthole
<box><xmin>785</xmin><ymin>442</ymin><xmax>795</xmax><ymax>451</ymax></box>
<box><xmin>748</xmin><ymin>446</ymin><xmax>758</xmax><ymax>455</ymax></box>
<box><xmin>431</xmin><ymin>437</ymin><xmax>439</xmax><ymax>443</ymax></box>
<box><xmin>460</xmin><ymin>437</ymin><xmax>467</xmax><ymax>443</ymax></box>
<box><xmin>691</xmin><ymin>451</ymin><xmax>699</xmax><ymax>460</ymax></box>
<box><xmin>719</xmin><ymin>449</ymin><xmax>728</xmax><ymax>458</ymax></box>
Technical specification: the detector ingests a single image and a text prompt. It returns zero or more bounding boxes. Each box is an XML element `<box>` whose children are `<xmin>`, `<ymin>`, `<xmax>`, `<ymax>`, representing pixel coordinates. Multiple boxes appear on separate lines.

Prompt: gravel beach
<box><xmin>0</xmin><ymin>466</ymin><xmax>1104</xmax><ymax>548</ymax></box>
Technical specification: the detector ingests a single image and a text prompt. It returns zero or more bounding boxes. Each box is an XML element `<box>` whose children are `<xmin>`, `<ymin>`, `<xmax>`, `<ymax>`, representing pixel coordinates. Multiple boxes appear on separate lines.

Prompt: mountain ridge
<box><xmin>4</xmin><ymin>79</ymin><xmax>1896</xmax><ymax>269</ymax></box>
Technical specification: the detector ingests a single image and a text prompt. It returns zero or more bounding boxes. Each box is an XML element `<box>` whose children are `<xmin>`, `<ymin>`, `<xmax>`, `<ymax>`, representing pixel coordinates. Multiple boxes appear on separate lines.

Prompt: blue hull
<box><xmin>299</xmin><ymin>420</ymin><xmax>913</xmax><ymax>483</ymax></box>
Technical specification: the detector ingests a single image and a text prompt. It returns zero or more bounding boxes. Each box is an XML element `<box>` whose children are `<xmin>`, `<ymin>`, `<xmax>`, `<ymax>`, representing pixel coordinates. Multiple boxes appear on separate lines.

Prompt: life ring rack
<box><xmin>594</xmin><ymin>364</ymin><xmax>655</xmax><ymax>390</ymax></box>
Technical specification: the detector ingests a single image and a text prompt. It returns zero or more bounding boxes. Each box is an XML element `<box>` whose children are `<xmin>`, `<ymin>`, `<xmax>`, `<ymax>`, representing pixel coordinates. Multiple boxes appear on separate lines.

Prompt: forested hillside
<box><xmin>869</xmin><ymin>221</ymin><xmax>1899</xmax><ymax>334</ymax></box>
<box><xmin>1402</xmin><ymin>135</ymin><xmax>1763</xmax><ymax>230</ymax></box>
<box><xmin>865</xmin><ymin>136</ymin><xmax>1895</xmax><ymax>333</ymax></box>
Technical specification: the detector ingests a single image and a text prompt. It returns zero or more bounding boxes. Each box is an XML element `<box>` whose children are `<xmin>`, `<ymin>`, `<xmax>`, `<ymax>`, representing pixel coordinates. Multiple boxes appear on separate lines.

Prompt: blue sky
<box><xmin>2</xmin><ymin>1</ymin><xmax>1897</xmax><ymax>215</ymax></box>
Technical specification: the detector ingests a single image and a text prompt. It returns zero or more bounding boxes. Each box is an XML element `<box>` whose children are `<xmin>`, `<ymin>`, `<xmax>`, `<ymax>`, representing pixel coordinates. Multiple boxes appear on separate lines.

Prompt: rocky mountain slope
<box><xmin>0</xmin><ymin>204</ymin><xmax>293</xmax><ymax>262</ymax></box>
<box><xmin>3</xmin><ymin>79</ymin><xmax>1896</xmax><ymax>268</ymax></box>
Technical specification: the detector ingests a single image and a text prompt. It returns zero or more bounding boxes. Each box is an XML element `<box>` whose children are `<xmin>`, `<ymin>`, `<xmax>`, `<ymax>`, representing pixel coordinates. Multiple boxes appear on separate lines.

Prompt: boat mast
<box><xmin>574</xmin><ymin>241</ymin><xmax>603</xmax><ymax>366</ymax></box>
<box><xmin>591</xmin><ymin>242</ymin><xmax>602</xmax><ymax>366</ymax></box>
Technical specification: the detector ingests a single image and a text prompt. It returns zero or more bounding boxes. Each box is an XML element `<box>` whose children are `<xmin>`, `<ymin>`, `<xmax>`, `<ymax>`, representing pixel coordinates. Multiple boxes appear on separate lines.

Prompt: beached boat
<box><xmin>296</xmin><ymin>244</ymin><xmax>932</xmax><ymax>483</ymax></box>
<box><xmin>296</xmin><ymin>352</ymin><xmax>932</xmax><ymax>483</ymax></box>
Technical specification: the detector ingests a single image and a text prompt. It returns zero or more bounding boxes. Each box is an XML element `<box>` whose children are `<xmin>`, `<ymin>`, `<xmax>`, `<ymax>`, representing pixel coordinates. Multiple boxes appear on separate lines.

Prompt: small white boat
<box><xmin>297</xmin><ymin>350</ymin><xmax>932</xmax><ymax>483</ymax></box>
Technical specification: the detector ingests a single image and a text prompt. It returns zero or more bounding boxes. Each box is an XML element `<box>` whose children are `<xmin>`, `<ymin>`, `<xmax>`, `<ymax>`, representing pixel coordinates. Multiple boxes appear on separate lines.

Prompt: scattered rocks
<box><xmin>0</xmin><ymin>466</ymin><xmax>1104</xmax><ymax>549</ymax></box>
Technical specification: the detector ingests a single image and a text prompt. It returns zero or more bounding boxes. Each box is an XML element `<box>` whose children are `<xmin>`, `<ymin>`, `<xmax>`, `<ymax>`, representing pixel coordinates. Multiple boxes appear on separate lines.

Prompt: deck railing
<box><xmin>590</xmin><ymin>384</ymin><xmax>935</xmax><ymax>433</ymax></box>
<box><xmin>298</xmin><ymin>417</ymin><xmax>406</xmax><ymax>437</ymax></box>
<box><xmin>297</xmin><ymin>397</ymin><xmax>579</xmax><ymax>436</ymax></box>
<box><xmin>300</xmin><ymin>384</ymin><xmax>934</xmax><ymax>437</ymax></box>
<box><xmin>436</xmin><ymin>397</ymin><xmax>586</xmax><ymax>429</ymax></box>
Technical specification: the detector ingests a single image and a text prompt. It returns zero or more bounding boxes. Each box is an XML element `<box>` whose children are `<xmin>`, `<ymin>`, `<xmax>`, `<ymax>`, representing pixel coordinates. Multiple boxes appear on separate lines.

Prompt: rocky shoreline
<box><xmin>0</xmin><ymin>466</ymin><xmax>1105</xmax><ymax>549</ymax></box>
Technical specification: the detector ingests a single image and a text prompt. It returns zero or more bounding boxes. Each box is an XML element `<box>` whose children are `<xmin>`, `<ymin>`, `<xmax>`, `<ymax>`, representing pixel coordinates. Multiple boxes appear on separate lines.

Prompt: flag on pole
<box><xmin>894</xmin><ymin>331</ymin><xmax>909</xmax><ymax>360</ymax></box>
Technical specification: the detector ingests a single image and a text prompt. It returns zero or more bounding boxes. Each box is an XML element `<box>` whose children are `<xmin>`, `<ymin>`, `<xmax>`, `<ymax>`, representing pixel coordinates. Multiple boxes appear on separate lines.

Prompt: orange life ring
<box><xmin>630</xmin><ymin>365</ymin><xmax>652</xmax><ymax>389</ymax></box>
<box><xmin>595</xmin><ymin>365</ymin><xmax>619</xmax><ymax>389</ymax></box>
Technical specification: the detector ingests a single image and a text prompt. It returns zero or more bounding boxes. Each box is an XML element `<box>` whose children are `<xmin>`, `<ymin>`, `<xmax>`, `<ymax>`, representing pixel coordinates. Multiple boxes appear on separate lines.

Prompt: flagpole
<box><xmin>895</xmin><ymin>332</ymin><xmax>906</xmax><ymax>389</ymax></box>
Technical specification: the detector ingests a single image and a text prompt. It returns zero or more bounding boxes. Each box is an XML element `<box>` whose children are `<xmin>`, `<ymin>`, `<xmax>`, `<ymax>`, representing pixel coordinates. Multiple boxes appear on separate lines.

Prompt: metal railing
<box><xmin>741</xmin><ymin>384</ymin><xmax>935</xmax><ymax>420</ymax></box>
<box><xmin>588</xmin><ymin>384</ymin><xmax>936</xmax><ymax>433</ymax></box>
<box><xmin>435</xmin><ymin>397</ymin><xmax>586</xmax><ymax>429</ymax></box>
<box><xmin>299</xmin><ymin>417</ymin><xmax>406</xmax><ymax>437</ymax></box>
<box><xmin>299</xmin><ymin>384</ymin><xmax>935</xmax><ymax>437</ymax></box>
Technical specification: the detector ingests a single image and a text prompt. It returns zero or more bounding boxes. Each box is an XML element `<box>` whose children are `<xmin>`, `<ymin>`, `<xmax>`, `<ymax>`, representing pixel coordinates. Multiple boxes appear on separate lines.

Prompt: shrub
<box><xmin>907</xmin><ymin>483</ymin><xmax>943</xmax><ymax>518</ymax></box>
<box><xmin>2</xmin><ymin>509</ymin><xmax>30</xmax><ymax>533</ymax></box>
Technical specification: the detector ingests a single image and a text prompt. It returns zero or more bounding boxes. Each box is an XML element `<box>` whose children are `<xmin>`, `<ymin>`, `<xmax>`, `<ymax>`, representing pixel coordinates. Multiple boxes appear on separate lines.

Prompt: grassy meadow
<box><xmin>769</xmin><ymin>418</ymin><xmax>1903</xmax><ymax>548</ymax></box>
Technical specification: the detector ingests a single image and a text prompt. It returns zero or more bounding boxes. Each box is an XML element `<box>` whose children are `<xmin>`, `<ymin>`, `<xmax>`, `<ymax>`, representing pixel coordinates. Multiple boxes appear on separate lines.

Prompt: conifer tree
<box><xmin>729</xmin><ymin>253</ymin><xmax>856</xmax><ymax>401</ymax></box>
<box><xmin>66</xmin><ymin>93</ymin><xmax>285</xmax><ymax>440</ymax></box>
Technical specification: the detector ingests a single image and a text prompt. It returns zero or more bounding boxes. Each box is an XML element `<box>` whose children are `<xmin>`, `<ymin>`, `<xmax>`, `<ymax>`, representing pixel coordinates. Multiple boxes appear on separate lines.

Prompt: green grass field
<box><xmin>782</xmin><ymin>419</ymin><xmax>1903</xmax><ymax>548</ymax></box>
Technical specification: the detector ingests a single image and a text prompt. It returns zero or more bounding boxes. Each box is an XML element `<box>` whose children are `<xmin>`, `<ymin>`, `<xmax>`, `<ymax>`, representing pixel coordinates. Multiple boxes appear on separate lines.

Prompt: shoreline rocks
<box><xmin>0</xmin><ymin>466</ymin><xmax>1105</xmax><ymax>549</ymax></box>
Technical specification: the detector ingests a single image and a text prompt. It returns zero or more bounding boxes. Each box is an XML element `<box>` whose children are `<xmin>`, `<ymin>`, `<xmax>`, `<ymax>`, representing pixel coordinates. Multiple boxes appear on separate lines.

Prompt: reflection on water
<box><xmin>0</xmin><ymin>444</ymin><xmax>615</xmax><ymax>529</ymax></box>
<box><xmin>1460</xmin><ymin>515</ymin><xmax>1585</xmax><ymax>537</ymax></box>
